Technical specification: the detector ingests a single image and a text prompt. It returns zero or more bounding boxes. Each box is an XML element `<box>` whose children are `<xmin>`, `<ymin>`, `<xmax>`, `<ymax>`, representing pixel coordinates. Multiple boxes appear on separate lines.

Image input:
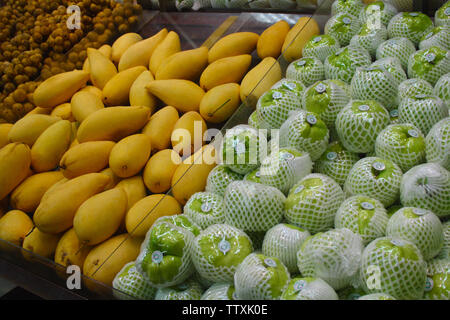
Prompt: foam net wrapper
<box><xmin>398</xmin><ymin>96</ymin><xmax>448</xmax><ymax>135</ymax></box>
<box><xmin>437</xmin><ymin>221</ymin><xmax>450</xmax><ymax>259</ymax></box>
<box><xmin>154</xmin><ymin>279</ymin><xmax>203</xmax><ymax>300</ymax></box>
<box><xmin>248</xmin><ymin>0</ymin><xmax>271</xmax><ymax>9</ymax></box>
<box><xmin>175</xmin><ymin>0</ymin><xmax>194</xmax><ymax>10</ymax></box>
<box><xmin>387</xmin><ymin>12</ymin><xmax>434</xmax><ymax>46</ymax></box>
<box><xmin>434</xmin><ymin>73</ymin><xmax>450</xmax><ymax>107</ymax></box>
<box><xmin>359</xmin><ymin>1</ymin><xmax>398</xmax><ymax>27</ymax></box>
<box><xmin>386</xmin><ymin>207</ymin><xmax>444</xmax><ymax>261</ymax></box>
<box><xmin>397</xmin><ymin>78</ymin><xmax>434</xmax><ymax>103</ymax></box>
<box><xmin>234</xmin><ymin>253</ymin><xmax>290</xmax><ymax>300</ymax></box>
<box><xmin>205</xmin><ymin>165</ymin><xmax>243</xmax><ymax>197</ymax></box>
<box><xmin>371</xmin><ymin>57</ymin><xmax>407</xmax><ymax>87</ymax></box>
<box><xmin>297</xmin><ymin>228</ymin><xmax>364</xmax><ymax>290</ymax></box>
<box><xmin>224</xmin><ymin>0</ymin><xmax>249</xmax><ymax>8</ymax></box>
<box><xmin>281</xmin><ymin>277</ymin><xmax>339</xmax><ymax>300</ymax></box>
<box><xmin>262</xmin><ymin>223</ymin><xmax>311</xmax><ymax>273</ymax></box>
<box><xmin>279</xmin><ymin>110</ymin><xmax>329</xmax><ymax>161</ymax></box>
<box><xmin>201</xmin><ymin>283</ymin><xmax>235</xmax><ymax>300</ymax></box>
<box><xmin>435</xmin><ymin>2</ymin><xmax>450</xmax><ymax>27</ymax></box>
<box><xmin>210</xmin><ymin>0</ymin><xmax>227</xmax><ymax>8</ymax></box>
<box><xmin>344</xmin><ymin>157</ymin><xmax>402</xmax><ymax>207</ymax></box>
<box><xmin>334</xmin><ymin>196</ymin><xmax>389</xmax><ymax>246</ymax></box>
<box><xmin>386</xmin><ymin>0</ymin><xmax>413</xmax><ymax>12</ymax></box>
<box><xmin>285</xmin><ymin>173</ymin><xmax>344</xmax><ymax>234</ymax></box>
<box><xmin>426</xmin><ymin>118</ymin><xmax>450</xmax><ymax>171</ymax></box>
<box><xmin>358</xmin><ymin>293</ymin><xmax>396</xmax><ymax>300</ymax></box>
<box><xmin>324</xmin><ymin>12</ymin><xmax>361</xmax><ymax>47</ymax></box>
<box><xmin>324</xmin><ymin>46</ymin><xmax>371</xmax><ymax>84</ymax></box>
<box><xmin>350</xmin><ymin>24</ymin><xmax>388</xmax><ymax>58</ymax></box>
<box><xmin>302</xmin><ymin>35</ymin><xmax>341</xmax><ymax>63</ymax></box>
<box><xmin>224</xmin><ymin>180</ymin><xmax>286</xmax><ymax>232</ymax></box>
<box><xmin>376</xmin><ymin>37</ymin><xmax>416</xmax><ymax>70</ymax></box>
<box><xmin>191</xmin><ymin>223</ymin><xmax>253</xmax><ymax>283</ymax></box>
<box><xmin>331</xmin><ymin>0</ymin><xmax>364</xmax><ymax>17</ymax></box>
<box><xmin>112</xmin><ymin>262</ymin><xmax>157</xmax><ymax>300</ymax></box>
<box><xmin>400</xmin><ymin>162</ymin><xmax>450</xmax><ymax>218</ymax></box>
<box><xmin>302</xmin><ymin>80</ymin><xmax>350</xmax><ymax>129</ymax></box>
<box><xmin>407</xmin><ymin>47</ymin><xmax>450</xmax><ymax>86</ymax></box>
<box><xmin>359</xmin><ymin>237</ymin><xmax>427</xmax><ymax>300</ymax></box>
<box><xmin>286</xmin><ymin>57</ymin><xmax>325</xmax><ymax>87</ymax></box>
<box><xmin>375</xmin><ymin>123</ymin><xmax>426</xmax><ymax>172</ymax></box>
<box><xmin>419</xmin><ymin>25</ymin><xmax>450</xmax><ymax>51</ymax></box>
<box><xmin>184</xmin><ymin>192</ymin><xmax>225</xmax><ymax>229</ymax></box>
<box><xmin>424</xmin><ymin>259</ymin><xmax>450</xmax><ymax>300</ymax></box>
<box><xmin>268</xmin><ymin>0</ymin><xmax>297</xmax><ymax>10</ymax></box>
<box><xmin>259</xmin><ymin>148</ymin><xmax>313</xmax><ymax>195</ymax></box>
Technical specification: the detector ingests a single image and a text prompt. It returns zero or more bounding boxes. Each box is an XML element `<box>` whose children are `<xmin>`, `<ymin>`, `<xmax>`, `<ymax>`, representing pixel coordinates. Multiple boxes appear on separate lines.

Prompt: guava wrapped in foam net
<box><xmin>113</xmin><ymin>262</ymin><xmax>157</xmax><ymax>300</ymax></box>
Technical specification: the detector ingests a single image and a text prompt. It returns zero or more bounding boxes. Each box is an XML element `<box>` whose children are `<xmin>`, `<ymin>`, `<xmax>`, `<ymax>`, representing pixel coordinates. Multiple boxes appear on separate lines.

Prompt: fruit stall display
<box><xmin>0</xmin><ymin>0</ymin><xmax>449</xmax><ymax>300</ymax></box>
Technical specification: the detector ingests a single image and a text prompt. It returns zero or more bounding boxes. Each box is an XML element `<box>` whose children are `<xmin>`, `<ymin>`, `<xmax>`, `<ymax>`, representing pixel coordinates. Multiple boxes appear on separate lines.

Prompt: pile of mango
<box><xmin>0</xmin><ymin>16</ymin><xmax>319</xmax><ymax>289</ymax></box>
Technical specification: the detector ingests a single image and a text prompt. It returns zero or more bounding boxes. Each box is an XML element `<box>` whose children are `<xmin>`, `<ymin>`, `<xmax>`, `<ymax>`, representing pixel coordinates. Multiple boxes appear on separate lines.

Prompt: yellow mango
<box><xmin>40</xmin><ymin>178</ymin><xmax>69</xmax><ymax>204</ymax></box>
<box><xmin>79</xmin><ymin>85</ymin><xmax>103</xmax><ymax>100</ymax></box>
<box><xmin>10</xmin><ymin>171</ymin><xmax>65</xmax><ymax>213</ymax></box>
<box><xmin>149</xmin><ymin>31</ymin><xmax>181</xmax><ymax>75</ymax></box>
<box><xmin>70</xmin><ymin>91</ymin><xmax>104</xmax><ymax>123</ymax></box>
<box><xmin>25</xmin><ymin>107</ymin><xmax>52</xmax><ymax>116</ymax></box>
<box><xmin>111</xmin><ymin>33</ymin><xmax>143</xmax><ymax>65</ymax></box>
<box><xmin>0</xmin><ymin>210</ymin><xmax>33</xmax><ymax>246</ymax></box>
<box><xmin>60</xmin><ymin>141</ymin><xmax>115</xmax><ymax>179</ymax></box>
<box><xmin>100</xmin><ymin>168</ymin><xmax>122</xmax><ymax>190</ymax></box>
<box><xmin>282</xmin><ymin>16</ymin><xmax>320</xmax><ymax>62</ymax></box>
<box><xmin>171</xmin><ymin>145</ymin><xmax>216</xmax><ymax>205</ymax></box>
<box><xmin>0</xmin><ymin>123</ymin><xmax>13</xmax><ymax>149</ymax></box>
<box><xmin>155</xmin><ymin>46</ymin><xmax>208</xmax><ymax>81</ymax></box>
<box><xmin>115</xmin><ymin>175</ymin><xmax>147</xmax><ymax>211</ymax></box>
<box><xmin>141</xmin><ymin>106</ymin><xmax>179</xmax><ymax>152</ymax></box>
<box><xmin>257</xmin><ymin>20</ymin><xmax>290</xmax><ymax>59</ymax></box>
<box><xmin>98</xmin><ymin>44</ymin><xmax>112</xmax><ymax>60</ymax></box>
<box><xmin>109</xmin><ymin>134</ymin><xmax>152</xmax><ymax>178</ymax></box>
<box><xmin>199</xmin><ymin>83</ymin><xmax>240</xmax><ymax>123</ymax></box>
<box><xmin>199</xmin><ymin>54</ymin><xmax>252</xmax><ymax>91</ymax></box>
<box><xmin>118</xmin><ymin>29</ymin><xmax>168</xmax><ymax>72</ymax></box>
<box><xmin>240</xmin><ymin>57</ymin><xmax>282</xmax><ymax>105</ymax></box>
<box><xmin>208</xmin><ymin>32</ymin><xmax>259</xmax><ymax>63</ymax></box>
<box><xmin>31</xmin><ymin>120</ymin><xmax>72</xmax><ymax>172</ymax></box>
<box><xmin>83</xmin><ymin>233</ymin><xmax>143</xmax><ymax>286</ymax></box>
<box><xmin>33</xmin><ymin>70</ymin><xmax>90</xmax><ymax>109</ymax></box>
<box><xmin>143</xmin><ymin>149</ymin><xmax>181</xmax><ymax>194</ymax></box>
<box><xmin>88</xmin><ymin>48</ymin><xmax>118</xmax><ymax>90</ymax></box>
<box><xmin>22</xmin><ymin>227</ymin><xmax>61</xmax><ymax>259</ymax></box>
<box><xmin>0</xmin><ymin>143</ymin><xmax>31</xmax><ymax>200</ymax></box>
<box><xmin>54</xmin><ymin>228</ymin><xmax>91</xmax><ymax>270</ymax></box>
<box><xmin>125</xmin><ymin>194</ymin><xmax>181</xmax><ymax>237</ymax></box>
<box><xmin>129</xmin><ymin>70</ymin><xmax>157</xmax><ymax>114</ymax></box>
<box><xmin>51</xmin><ymin>103</ymin><xmax>74</xmax><ymax>121</ymax></box>
<box><xmin>171</xmin><ymin>111</ymin><xmax>207</xmax><ymax>156</ymax></box>
<box><xmin>146</xmin><ymin>79</ymin><xmax>205</xmax><ymax>113</ymax></box>
<box><xmin>33</xmin><ymin>173</ymin><xmax>111</xmax><ymax>234</ymax></box>
<box><xmin>8</xmin><ymin>114</ymin><xmax>61</xmax><ymax>147</ymax></box>
<box><xmin>77</xmin><ymin>106</ymin><xmax>150</xmax><ymax>143</ymax></box>
<box><xmin>102</xmin><ymin>66</ymin><xmax>147</xmax><ymax>106</ymax></box>
<box><xmin>74</xmin><ymin>188</ymin><xmax>127</xmax><ymax>245</ymax></box>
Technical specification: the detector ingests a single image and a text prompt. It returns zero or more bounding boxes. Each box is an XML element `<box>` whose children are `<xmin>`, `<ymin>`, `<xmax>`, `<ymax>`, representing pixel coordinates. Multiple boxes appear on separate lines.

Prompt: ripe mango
<box><xmin>83</xmin><ymin>234</ymin><xmax>143</xmax><ymax>286</ymax></box>
<box><xmin>31</xmin><ymin>120</ymin><xmax>72</xmax><ymax>173</ymax></box>
<box><xmin>125</xmin><ymin>194</ymin><xmax>181</xmax><ymax>237</ymax></box>
<box><xmin>74</xmin><ymin>188</ymin><xmax>128</xmax><ymax>245</ymax></box>
<box><xmin>88</xmin><ymin>48</ymin><xmax>118</xmax><ymax>90</ymax></box>
<box><xmin>282</xmin><ymin>16</ymin><xmax>320</xmax><ymax>62</ymax></box>
<box><xmin>33</xmin><ymin>70</ymin><xmax>90</xmax><ymax>109</ymax></box>
<box><xmin>257</xmin><ymin>20</ymin><xmax>290</xmax><ymax>59</ymax></box>
<box><xmin>79</xmin><ymin>86</ymin><xmax>103</xmax><ymax>100</ymax></box>
<box><xmin>109</xmin><ymin>134</ymin><xmax>152</xmax><ymax>178</ymax></box>
<box><xmin>155</xmin><ymin>46</ymin><xmax>209</xmax><ymax>81</ymax></box>
<box><xmin>111</xmin><ymin>33</ymin><xmax>143</xmax><ymax>65</ymax></box>
<box><xmin>54</xmin><ymin>228</ymin><xmax>92</xmax><ymax>270</ymax></box>
<box><xmin>8</xmin><ymin>114</ymin><xmax>61</xmax><ymax>147</ymax></box>
<box><xmin>171</xmin><ymin>145</ymin><xmax>217</xmax><ymax>205</ymax></box>
<box><xmin>146</xmin><ymin>79</ymin><xmax>205</xmax><ymax>113</ymax></box>
<box><xmin>118</xmin><ymin>28</ymin><xmax>168</xmax><ymax>72</ymax></box>
<box><xmin>60</xmin><ymin>141</ymin><xmax>115</xmax><ymax>179</ymax></box>
<box><xmin>0</xmin><ymin>123</ymin><xmax>13</xmax><ymax>149</ymax></box>
<box><xmin>33</xmin><ymin>173</ymin><xmax>111</xmax><ymax>234</ymax></box>
<box><xmin>0</xmin><ymin>143</ymin><xmax>31</xmax><ymax>200</ymax></box>
<box><xmin>10</xmin><ymin>171</ymin><xmax>65</xmax><ymax>213</ymax></box>
<box><xmin>115</xmin><ymin>175</ymin><xmax>147</xmax><ymax>211</ymax></box>
<box><xmin>199</xmin><ymin>83</ymin><xmax>241</xmax><ymax>123</ymax></box>
<box><xmin>141</xmin><ymin>106</ymin><xmax>179</xmax><ymax>152</ymax></box>
<box><xmin>149</xmin><ymin>31</ymin><xmax>181</xmax><ymax>75</ymax></box>
<box><xmin>51</xmin><ymin>103</ymin><xmax>74</xmax><ymax>121</ymax></box>
<box><xmin>143</xmin><ymin>149</ymin><xmax>181</xmax><ymax>194</ymax></box>
<box><xmin>25</xmin><ymin>107</ymin><xmax>52</xmax><ymax>116</ymax></box>
<box><xmin>208</xmin><ymin>32</ymin><xmax>259</xmax><ymax>63</ymax></box>
<box><xmin>240</xmin><ymin>57</ymin><xmax>282</xmax><ymax>105</ymax></box>
<box><xmin>199</xmin><ymin>54</ymin><xmax>252</xmax><ymax>91</ymax></box>
<box><xmin>103</xmin><ymin>66</ymin><xmax>147</xmax><ymax>106</ymax></box>
<box><xmin>77</xmin><ymin>106</ymin><xmax>150</xmax><ymax>143</ymax></box>
<box><xmin>71</xmin><ymin>91</ymin><xmax>105</xmax><ymax>123</ymax></box>
<box><xmin>171</xmin><ymin>111</ymin><xmax>207</xmax><ymax>156</ymax></box>
<box><xmin>129</xmin><ymin>70</ymin><xmax>157</xmax><ymax>114</ymax></box>
<box><xmin>22</xmin><ymin>227</ymin><xmax>61</xmax><ymax>259</ymax></box>
<box><xmin>100</xmin><ymin>168</ymin><xmax>122</xmax><ymax>190</ymax></box>
<box><xmin>0</xmin><ymin>210</ymin><xmax>33</xmax><ymax>246</ymax></box>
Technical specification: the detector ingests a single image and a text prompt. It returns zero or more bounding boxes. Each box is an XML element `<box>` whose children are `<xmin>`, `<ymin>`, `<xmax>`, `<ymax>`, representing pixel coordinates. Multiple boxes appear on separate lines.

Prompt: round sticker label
<box><xmin>327</xmin><ymin>152</ymin><xmax>337</xmax><ymax>161</ymax></box>
<box><xmin>408</xmin><ymin>129</ymin><xmax>419</xmax><ymax>138</ymax></box>
<box><xmin>409</xmin><ymin>12</ymin><xmax>419</xmax><ymax>17</ymax></box>
<box><xmin>232</xmin><ymin>291</ymin><xmax>239</xmax><ymax>300</ymax></box>
<box><xmin>425</xmin><ymin>277</ymin><xmax>434</xmax><ymax>292</ymax></box>
<box><xmin>296</xmin><ymin>60</ymin><xmax>306</xmax><ymax>67</ymax></box>
<box><xmin>358</xmin><ymin>104</ymin><xmax>370</xmax><ymax>111</ymax></box>
<box><xmin>218</xmin><ymin>238</ymin><xmax>231</xmax><ymax>254</ymax></box>
<box><xmin>343</xmin><ymin>17</ymin><xmax>351</xmax><ymax>24</ymax></box>
<box><xmin>391</xmin><ymin>239</ymin><xmax>404</xmax><ymax>247</ymax></box>
<box><xmin>390</xmin><ymin>109</ymin><xmax>399</xmax><ymax>117</ymax></box>
<box><xmin>152</xmin><ymin>251</ymin><xmax>164</xmax><ymax>264</ymax></box>
<box><xmin>255</xmin><ymin>170</ymin><xmax>261</xmax><ymax>178</ymax></box>
<box><xmin>425</xmin><ymin>53</ymin><xmax>436</xmax><ymax>63</ymax></box>
<box><xmin>283</xmin><ymin>82</ymin><xmax>297</xmax><ymax>91</ymax></box>
<box><xmin>313</xmin><ymin>36</ymin><xmax>322</xmax><ymax>43</ymax></box>
<box><xmin>281</xmin><ymin>152</ymin><xmax>294</xmax><ymax>160</ymax></box>
<box><xmin>293</xmin><ymin>280</ymin><xmax>307</xmax><ymax>292</ymax></box>
<box><xmin>315</xmin><ymin>83</ymin><xmax>327</xmax><ymax>93</ymax></box>
<box><xmin>201</xmin><ymin>202</ymin><xmax>212</xmax><ymax>213</ymax></box>
<box><xmin>373</xmin><ymin>162</ymin><xmax>385</xmax><ymax>171</ymax></box>
<box><xmin>446</xmin><ymin>7</ymin><xmax>450</xmax><ymax>16</ymax></box>
<box><xmin>264</xmin><ymin>258</ymin><xmax>277</xmax><ymax>268</ymax></box>
<box><xmin>272</xmin><ymin>91</ymin><xmax>283</xmax><ymax>100</ymax></box>
<box><xmin>361</xmin><ymin>202</ymin><xmax>375</xmax><ymax>210</ymax></box>
<box><xmin>295</xmin><ymin>185</ymin><xmax>305</xmax><ymax>194</ymax></box>
<box><xmin>413</xmin><ymin>208</ymin><xmax>426</xmax><ymax>216</ymax></box>
<box><xmin>307</xmin><ymin>114</ymin><xmax>317</xmax><ymax>125</ymax></box>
